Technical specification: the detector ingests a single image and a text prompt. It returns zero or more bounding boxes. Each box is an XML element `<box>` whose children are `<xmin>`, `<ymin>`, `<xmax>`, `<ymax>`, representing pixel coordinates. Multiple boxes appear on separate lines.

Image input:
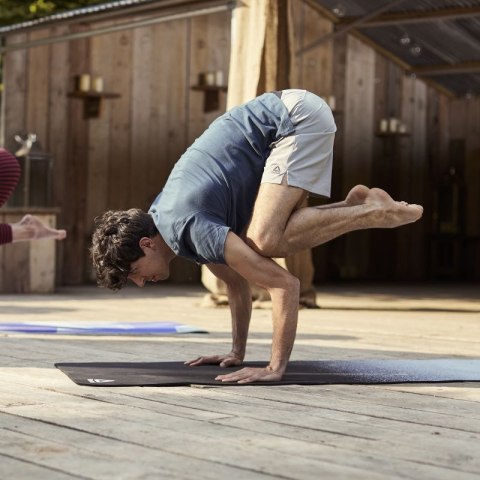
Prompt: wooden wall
<box><xmin>290</xmin><ymin>1</ymin><xmax>479</xmax><ymax>281</ymax></box>
<box><xmin>2</xmin><ymin>1</ymin><xmax>479</xmax><ymax>285</ymax></box>
<box><xmin>2</xmin><ymin>10</ymin><xmax>230</xmax><ymax>285</ymax></box>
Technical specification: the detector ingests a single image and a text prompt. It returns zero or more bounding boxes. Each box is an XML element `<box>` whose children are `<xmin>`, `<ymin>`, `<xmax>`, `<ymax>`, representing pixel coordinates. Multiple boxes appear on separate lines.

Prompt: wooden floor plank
<box><xmin>384</xmin><ymin>384</ymin><xmax>480</xmax><ymax>402</ymax></box>
<box><xmin>0</xmin><ymin>451</ymin><xmax>86</xmax><ymax>480</ymax></box>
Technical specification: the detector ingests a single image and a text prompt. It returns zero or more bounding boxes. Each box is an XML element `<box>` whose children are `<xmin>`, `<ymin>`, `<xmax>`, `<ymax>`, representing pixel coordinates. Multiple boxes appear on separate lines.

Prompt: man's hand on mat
<box><xmin>215</xmin><ymin>366</ymin><xmax>283</xmax><ymax>384</ymax></box>
<box><xmin>185</xmin><ymin>352</ymin><xmax>243</xmax><ymax>368</ymax></box>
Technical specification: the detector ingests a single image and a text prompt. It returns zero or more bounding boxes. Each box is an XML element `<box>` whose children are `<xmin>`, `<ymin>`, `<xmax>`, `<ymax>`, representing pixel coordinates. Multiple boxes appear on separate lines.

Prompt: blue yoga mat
<box><xmin>0</xmin><ymin>322</ymin><xmax>208</xmax><ymax>335</ymax></box>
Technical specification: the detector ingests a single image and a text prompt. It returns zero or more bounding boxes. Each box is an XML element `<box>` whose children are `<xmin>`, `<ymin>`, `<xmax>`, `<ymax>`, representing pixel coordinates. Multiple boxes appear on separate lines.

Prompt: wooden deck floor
<box><xmin>0</xmin><ymin>283</ymin><xmax>479</xmax><ymax>479</ymax></box>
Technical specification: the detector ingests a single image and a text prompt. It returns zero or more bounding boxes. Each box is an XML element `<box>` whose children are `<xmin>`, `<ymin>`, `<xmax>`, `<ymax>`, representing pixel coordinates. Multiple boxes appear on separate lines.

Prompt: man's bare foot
<box><xmin>11</xmin><ymin>215</ymin><xmax>67</xmax><ymax>242</ymax></box>
<box><xmin>345</xmin><ymin>185</ymin><xmax>370</xmax><ymax>206</ymax></box>
<box><xmin>365</xmin><ymin>188</ymin><xmax>423</xmax><ymax>228</ymax></box>
<box><xmin>317</xmin><ymin>185</ymin><xmax>370</xmax><ymax>210</ymax></box>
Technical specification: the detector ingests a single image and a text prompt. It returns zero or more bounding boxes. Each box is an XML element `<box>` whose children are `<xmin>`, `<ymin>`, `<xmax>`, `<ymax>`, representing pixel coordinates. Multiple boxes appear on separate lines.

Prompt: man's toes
<box><xmin>412</xmin><ymin>204</ymin><xmax>423</xmax><ymax>216</ymax></box>
<box><xmin>404</xmin><ymin>204</ymin><xmax>423</xmax><ymax>221</ymax></box>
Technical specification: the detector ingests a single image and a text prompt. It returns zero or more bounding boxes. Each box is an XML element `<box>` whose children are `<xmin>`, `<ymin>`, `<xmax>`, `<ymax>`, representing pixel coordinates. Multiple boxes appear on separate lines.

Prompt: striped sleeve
<box><xmin>0</xmin><ymin>224</ymin><xmax>12</xmax><ymax>245</ymax></box>
<box><xmin>0</xmin><ymin>148</ymin><xmax>21</xmax><ymax>207</ymax></box>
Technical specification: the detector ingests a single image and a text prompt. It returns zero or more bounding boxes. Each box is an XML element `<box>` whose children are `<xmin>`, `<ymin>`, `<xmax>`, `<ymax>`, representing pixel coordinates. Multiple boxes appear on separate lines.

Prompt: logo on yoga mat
<box><xmin>87</xmin><ymin>378</ymin><xmax>116</xmax><ymax>384</ymax></box>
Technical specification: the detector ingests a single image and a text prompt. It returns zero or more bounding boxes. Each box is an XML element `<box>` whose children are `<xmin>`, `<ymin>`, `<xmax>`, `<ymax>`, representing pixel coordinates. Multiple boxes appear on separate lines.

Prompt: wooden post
<box><xmin>202</xmin><ymin>0</ymin><xmax>318</xmax><ymax>307</ymax></box>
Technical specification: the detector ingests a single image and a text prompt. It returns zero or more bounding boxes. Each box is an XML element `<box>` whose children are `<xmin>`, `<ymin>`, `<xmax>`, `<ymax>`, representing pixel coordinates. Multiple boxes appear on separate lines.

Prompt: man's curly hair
<box><xmin>91</xmin><ymin>209</ymin><xmax>158</xmax><ymax>290</ymax></box>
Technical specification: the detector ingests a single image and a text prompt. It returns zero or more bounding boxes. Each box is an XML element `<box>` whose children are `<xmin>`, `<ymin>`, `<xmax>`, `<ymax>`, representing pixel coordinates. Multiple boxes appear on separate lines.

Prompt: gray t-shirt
<box><xmin>148</xmin><ymin>92</ymin><xmax>294</xmax><ymax>264</ymax></box>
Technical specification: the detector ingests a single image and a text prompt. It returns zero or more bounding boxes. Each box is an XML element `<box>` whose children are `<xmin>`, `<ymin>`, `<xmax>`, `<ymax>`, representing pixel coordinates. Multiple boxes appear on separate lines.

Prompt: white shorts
<box><xmin>261</xmin><ymin>89</ymin><xmax>336</xmax><ymax>198</ymax></box>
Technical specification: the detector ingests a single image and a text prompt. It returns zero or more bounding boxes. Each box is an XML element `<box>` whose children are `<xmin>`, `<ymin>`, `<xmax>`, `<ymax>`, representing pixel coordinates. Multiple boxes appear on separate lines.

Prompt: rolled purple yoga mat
<box><xmin>0</xmin><ymin>321</ymin><xmax>208</xmax><ymax>334</ymax></box>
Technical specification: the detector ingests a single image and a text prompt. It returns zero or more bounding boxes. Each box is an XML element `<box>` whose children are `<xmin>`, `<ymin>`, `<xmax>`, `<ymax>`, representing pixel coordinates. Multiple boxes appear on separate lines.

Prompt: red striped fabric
<box><xmin>0</xmin><ymin>224</ymin><xmax>12</xmax><ymax>244</ymax></box>
<box><xmin>0</xmin><ymin>148</ymin><xmax>21</xmax><ymax>207</ymax></box>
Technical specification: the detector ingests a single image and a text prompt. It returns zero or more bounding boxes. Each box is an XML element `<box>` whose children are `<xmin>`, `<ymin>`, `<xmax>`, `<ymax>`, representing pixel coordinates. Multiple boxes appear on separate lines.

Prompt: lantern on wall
<box><xmin>9</xmin><ymin>133</ymin><xmax>54</xmax><ymax>207</ymax></box>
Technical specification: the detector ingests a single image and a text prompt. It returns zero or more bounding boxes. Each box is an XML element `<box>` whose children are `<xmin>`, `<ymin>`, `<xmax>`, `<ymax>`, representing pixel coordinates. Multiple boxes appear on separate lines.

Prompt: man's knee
<box><xmin>245</xmin><ymin>229</ymin><xmax>288</xmax><ymax>258</ymax></box>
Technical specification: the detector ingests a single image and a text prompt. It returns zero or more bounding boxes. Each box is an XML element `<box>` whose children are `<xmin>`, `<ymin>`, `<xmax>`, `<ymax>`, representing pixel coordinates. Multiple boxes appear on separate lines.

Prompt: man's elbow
<box><xmin>268</xmin><ymin>272</ymin><xmax>300</xmax><ymax>299</ymax></box>
<box><xmin>287</xmin><ymin>274</ymin><xmax>301</xmax><ymax>297</ymax></box>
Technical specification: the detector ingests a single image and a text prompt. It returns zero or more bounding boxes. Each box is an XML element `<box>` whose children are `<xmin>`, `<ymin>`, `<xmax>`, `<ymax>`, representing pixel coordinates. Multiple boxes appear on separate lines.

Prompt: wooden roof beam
<box><xmin>413</xmin><ymin>61</ymin><xmax>480</xmax><ymax>76</ymax></box>
<box><xmin>337</xmin><ymin>6</ymin><xmax>480</xmax><ymax>27</ymax></box>
<box><xmin>300</xmin><ymin>0</ymin><xmax>456</xmax><ymax>97</ymax></box>
<box><xmin>296</xmin><ymin>0</ymin><xmax>409</xmax><ymax>55</ymax></box>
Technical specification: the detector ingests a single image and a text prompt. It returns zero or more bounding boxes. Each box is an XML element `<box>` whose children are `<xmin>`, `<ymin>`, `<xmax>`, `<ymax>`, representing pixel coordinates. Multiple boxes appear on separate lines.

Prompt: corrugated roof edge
<box><xmin>0</xmin><ymin>0</ymin><xmax>157</xmax><ymax>34</ymax></box>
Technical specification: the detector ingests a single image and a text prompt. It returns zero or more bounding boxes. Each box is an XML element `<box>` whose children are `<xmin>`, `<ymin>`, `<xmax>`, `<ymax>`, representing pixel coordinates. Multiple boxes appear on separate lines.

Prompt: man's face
<box><xmin>127</xmin><ymin>237</ymin><xmax>171</xmax><ymax>287</ymax></box>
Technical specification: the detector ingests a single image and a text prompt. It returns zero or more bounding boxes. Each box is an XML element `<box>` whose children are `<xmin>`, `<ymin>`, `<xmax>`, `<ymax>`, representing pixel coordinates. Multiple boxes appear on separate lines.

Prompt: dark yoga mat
<box><xmin>55</xmin><ymin>359</ymin><xmax>480</xmax><ymax>387</ymax></box>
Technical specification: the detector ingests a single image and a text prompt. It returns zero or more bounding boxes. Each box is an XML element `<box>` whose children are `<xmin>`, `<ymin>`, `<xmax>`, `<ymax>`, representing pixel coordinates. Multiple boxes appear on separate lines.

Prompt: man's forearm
<box><xmin>223</xmin><ymin>231</ymin><xmax>301</xmax><ymax>372</ymax></box>
<box><xmin>268</xmin><ymin>282</ymin><xmax>300</xmax><ymax>373</ymax></box>
<box><xmin>217</xmin><ymin>232</ymin><xmax>301</xmax><ymax>382</ymax></box>
<box><xmin>226</xmin><ymin>278</ymin><xmax>252</xmax><ymax>358</ymax></box>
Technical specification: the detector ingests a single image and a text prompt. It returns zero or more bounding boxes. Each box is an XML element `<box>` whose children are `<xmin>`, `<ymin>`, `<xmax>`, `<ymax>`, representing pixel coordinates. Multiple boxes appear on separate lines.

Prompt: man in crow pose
<box><xmin>91</xmin><ymin>90</ymin><xmax>423</xmax><ymax>383</ymax></box>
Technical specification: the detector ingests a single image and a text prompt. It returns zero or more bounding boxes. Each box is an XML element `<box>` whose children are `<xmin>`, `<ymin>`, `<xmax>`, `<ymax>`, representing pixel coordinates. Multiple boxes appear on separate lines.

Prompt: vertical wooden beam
<box><xmin>293</xmin><ymin>1</ymin><xmax>333</xmax><ymax>96</ymax></box>
<box><xmin>341</xmin><ymin>36</ymin><xmax>375</xmax><ymax>279</ymax></box>
<box><xmin>397</xmin><ymin>74</ymin><xmax>428</xmax><ymax>279</ymax></box>
<box><xmin>63</xmin><ymin>27</ymin><xmax>90</xmax><ymax>284</ymax></box>
<box><xmin>107</xmin><ymin>29</ymin><xmax>133</xmax><ymax>211</ymax></box>
<box><xmin>129</xmin><ymin>22</ymin><xmax>154</xmax><ymax>210</ymax></box>
<box><xmin>226</xmin><ymin>0</ymin><xmax>267</xmax><ymax>108</ymax></box>
<box><xmin>369</xmin><ymin>53</ymin><xmax>396</xmax><ymax>279</ymax></box>
<box><xmin>3</xmin><ymin>34</ymin><xmax>28</xmax><ymax>153</ymax></box>
<box><xmin>1</xmin><ymin>34</ymin><xmax>27</xmax><ymax>289</ymax></box>
<box><xmin>86</xmin><ymin>23</ymin><xmax>113</xmax><ymax>215</ymax></box>
<box><xmin>464</xmin><ymin>96</ymin><xmax>480</xmax><ymax>241</ymax></box>
<box><xmin>262</xmin><ymin>0</ymin><xmax>291</xmax><ymax>91</ymax></box>
<box><xmin>48</xmin><ymin>25</ymin><xmax>70</xmax><ymax>285</ymax></box>
<box><xmin>331</xmin><ymin>34</ymin><xmax>347</xmax><ymax>199</ymax></box>
<box><xmin>26</xmin><ymin>29</ymin><xmax>50</xmax><ymax>146</ymax></box>
<box><xmin>188</xmin><ymin>12</ymin><xmax>229</xmax><ymax>144</ymax></box>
